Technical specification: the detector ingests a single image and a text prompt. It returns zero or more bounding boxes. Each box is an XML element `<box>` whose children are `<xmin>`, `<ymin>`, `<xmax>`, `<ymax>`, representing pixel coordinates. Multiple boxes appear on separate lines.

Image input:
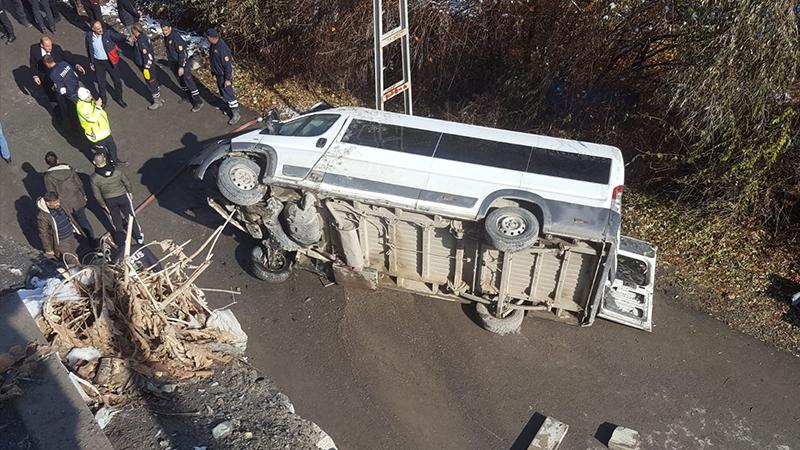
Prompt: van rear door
<box><xmin>598</xmin><ymin>236</ymin><xmax>656</xmax><ymax>331</ymax></box>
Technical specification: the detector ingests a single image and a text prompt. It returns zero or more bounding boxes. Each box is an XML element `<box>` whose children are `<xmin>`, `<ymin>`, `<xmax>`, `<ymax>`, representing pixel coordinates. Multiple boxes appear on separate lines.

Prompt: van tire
<box><xmin>251</xmin><ymin>245</ymin><xmax>292</xmax><ymax>283</ymax></box>
<box><xmin>217</xmin><ymin>157</ymin><xmax>268</xmax><ymax>206</ymax></box>
<box><xmin>484</xmin><ymin>206</ymin><xmax>539</xmax><ymax>252</ymax></box>
<box><xmin>475</xmin><ymin>303</ymin><xmax>524</xmax><ymax>335</ymax></box>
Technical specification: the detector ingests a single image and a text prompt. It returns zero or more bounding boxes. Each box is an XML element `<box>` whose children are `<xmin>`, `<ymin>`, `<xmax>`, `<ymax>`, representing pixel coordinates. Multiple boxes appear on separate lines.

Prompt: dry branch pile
<box><xmin>33</xmin><ymin>221</ymin><xmax>244</xmax><ymax>408</ymax></box>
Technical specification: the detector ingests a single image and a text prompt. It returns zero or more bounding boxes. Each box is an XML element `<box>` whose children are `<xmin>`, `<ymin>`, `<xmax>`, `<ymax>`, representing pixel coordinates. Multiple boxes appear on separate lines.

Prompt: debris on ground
<box><xmin>0</xmin><ymin>343</ymin><xmax>49</xmax><ymax>402</ymax></box>
<box><xmin>2</xmin><ymin>219</ymin><xmax>335</xmax><ymax>448</ymax></box>
<box><xmin>104</xmin><ymin>360</ymin><xmax>328</xmax><ymax>450</ymax></box>
<box><xmin>29</xmin><ymin>229</ymin><xmax>244</xmax><ymax>410</ymax></box>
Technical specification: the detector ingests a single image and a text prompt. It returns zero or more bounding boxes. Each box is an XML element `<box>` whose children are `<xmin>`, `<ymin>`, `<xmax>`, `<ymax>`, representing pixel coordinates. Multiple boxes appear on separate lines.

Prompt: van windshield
<box><xmin>274</xmin><ymin>114</ymin><xmax>340</xmax><ymax>137</ymax></box>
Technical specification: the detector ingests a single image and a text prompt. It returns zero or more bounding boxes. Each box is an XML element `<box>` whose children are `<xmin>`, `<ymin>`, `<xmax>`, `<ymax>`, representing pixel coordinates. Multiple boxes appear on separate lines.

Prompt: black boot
<box><xmin>191</xmin><ymin>97</ymin><xmax>204</xmax><ymax>112</ymax></box>
<box><xmin>228</xmin><ymin>107</ymin><xmax>241</xmax><ymax>125</ymax></box>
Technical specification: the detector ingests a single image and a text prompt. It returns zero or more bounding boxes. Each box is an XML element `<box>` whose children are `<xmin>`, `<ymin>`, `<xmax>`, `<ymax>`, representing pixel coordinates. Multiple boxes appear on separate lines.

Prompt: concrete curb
<box><xmin>0</xmin><ymin>292</ymin><xmax>113</xmax><ymax>450</ymax></box>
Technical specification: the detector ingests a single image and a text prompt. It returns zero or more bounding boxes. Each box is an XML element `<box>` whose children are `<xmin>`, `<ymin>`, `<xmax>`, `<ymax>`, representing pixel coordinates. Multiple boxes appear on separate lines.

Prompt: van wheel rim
<box><xmin>497</xmin><ymin>214</ymin><xmax>526</xmax><ymax>237</ymax></box>
<box><xmin>229</xmin><ymin>164</ymin><xmax>258</xmax><ymax>191</ymax></box>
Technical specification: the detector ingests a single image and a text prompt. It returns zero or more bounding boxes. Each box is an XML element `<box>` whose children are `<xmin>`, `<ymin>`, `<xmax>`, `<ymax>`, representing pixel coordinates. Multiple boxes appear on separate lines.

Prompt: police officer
<box><xmin>44</xmin><ymin>54</ymin><xmax>84</xmax><ymax>130</ymax></box>
<box><xmin>130</xmin><ymin>23</ymin><xmax>164</xmax><ymax>110</ymax></box>
<box><xmin>161</xmin><ymin>21</ymin><xmax>203</xmax><ymax>112</ymax></box>
<box><xmin>205</xmin><ymin>28</ymin><xmax>239</xmax><ymax>125</ymax></box>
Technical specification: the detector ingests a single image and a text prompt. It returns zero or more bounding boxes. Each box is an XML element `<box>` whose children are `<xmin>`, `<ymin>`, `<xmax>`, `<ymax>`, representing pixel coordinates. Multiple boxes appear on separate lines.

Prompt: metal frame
<box><xmin>373</xmin><ymin>0</ymin><xmax>413</xmax><ymax>115</ymax></box>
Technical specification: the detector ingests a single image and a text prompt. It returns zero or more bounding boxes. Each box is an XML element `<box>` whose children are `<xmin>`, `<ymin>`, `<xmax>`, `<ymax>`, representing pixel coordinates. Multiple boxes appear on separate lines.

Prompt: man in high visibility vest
<box><xmin>76</xmin><ymin>87</ymin><xmax>126</xmax><ymax>166</ymax></box>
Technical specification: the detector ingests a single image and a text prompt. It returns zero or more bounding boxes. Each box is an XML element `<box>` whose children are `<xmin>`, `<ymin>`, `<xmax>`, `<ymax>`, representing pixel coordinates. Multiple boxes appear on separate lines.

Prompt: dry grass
<box><xmin>623</xmin><ymin>190</ymin><xmax>800</xmax><ymax>354</ymax></box>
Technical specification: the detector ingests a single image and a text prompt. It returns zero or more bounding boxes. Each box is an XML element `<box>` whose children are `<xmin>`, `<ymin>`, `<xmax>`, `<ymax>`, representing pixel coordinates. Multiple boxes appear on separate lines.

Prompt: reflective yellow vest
<box><xmin>76</xmin><ymin>100</ymin><xmax>111</xmax><ymax>142</ymax></box>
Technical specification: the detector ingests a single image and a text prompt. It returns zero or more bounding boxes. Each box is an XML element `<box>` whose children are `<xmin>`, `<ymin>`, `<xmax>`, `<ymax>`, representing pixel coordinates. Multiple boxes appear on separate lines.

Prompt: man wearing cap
<box><xmin>90</xmin><ymin>152</ymin><xmax>144</xmax><ymax>244</ymax></box>
<box><xmin>205</xmin><ymin>28</ymin><xmax>240</xmax><ymax>125</ymax></box>
<box><xmin>130</xmin><ymin>23</ymin><xmax>164</xmax><ymax>110</ymax></box>
<box><xmin>77</xmin><ymin>87</ymin><xmax>125</xmax><ymax>166</ymax></box>
<box><xmin>85</xmin><ymin>20</ymin><xmax>128</xmax><ymax>107</ymax></box>
<box><xmin>37</xmin><ymin>191</ymin><xmax>82</xmax><ymax>263</ymax></box>
<box><xmin>161</xmin><ymin>21</ymin><xmax>203</xmax><ymax>112</ymax></box>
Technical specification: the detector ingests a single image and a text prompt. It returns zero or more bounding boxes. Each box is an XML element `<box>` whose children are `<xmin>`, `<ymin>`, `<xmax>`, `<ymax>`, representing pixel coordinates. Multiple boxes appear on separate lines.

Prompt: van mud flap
<box><xmin>598</xmin><ymin>236</ymin><xmax>656</xmax><ymax>332</ymax></box>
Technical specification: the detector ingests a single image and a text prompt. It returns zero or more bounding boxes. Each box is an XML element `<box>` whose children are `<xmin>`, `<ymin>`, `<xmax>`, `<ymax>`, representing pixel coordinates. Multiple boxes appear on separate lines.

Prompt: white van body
<box><xmin>195</xmin><ymin>107</ymin><xmax>655</xmax><ymax>332</ymax></box>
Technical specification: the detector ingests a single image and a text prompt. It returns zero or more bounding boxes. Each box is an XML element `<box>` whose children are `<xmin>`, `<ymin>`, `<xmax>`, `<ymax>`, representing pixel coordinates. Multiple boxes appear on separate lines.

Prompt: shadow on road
<box><xmin>509</xmin><ymin>412</ymin><xmax>547</xmax><ymax>450</ymax></box>
<box><xmin>594</xmin><ymin>421</ymin><xmax>618</xmax><ymax>447</ymax></box>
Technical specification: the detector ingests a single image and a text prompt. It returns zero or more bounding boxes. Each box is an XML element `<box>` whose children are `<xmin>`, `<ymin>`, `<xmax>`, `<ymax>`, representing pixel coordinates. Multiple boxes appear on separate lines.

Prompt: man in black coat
<box><xmin>30</xmin><ymin>35</ymin><xmax>68</xmax><ymax>105</ymax></box>
<box><xmin>85</xmin><ymin>20</ymin><xmax>128</xmax><ymax>107</ymax></box>
<box><xmin>116</xmin><ymin>0</ymin><xmax>139</xmax><ymax>33</ymax></box>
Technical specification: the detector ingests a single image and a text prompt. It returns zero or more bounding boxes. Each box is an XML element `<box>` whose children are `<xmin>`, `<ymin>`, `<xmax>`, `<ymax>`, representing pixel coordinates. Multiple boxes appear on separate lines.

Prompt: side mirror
<box><xmin>316</xmin><ymin>138</ymin><xmax>327</xmax><ymax>148</ymax></box>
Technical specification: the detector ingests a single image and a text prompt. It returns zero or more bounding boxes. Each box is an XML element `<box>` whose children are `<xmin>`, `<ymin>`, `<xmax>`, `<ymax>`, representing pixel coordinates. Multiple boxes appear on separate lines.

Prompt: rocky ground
<box><xmin>105</xmin><ymin>360</ymin><xmax>330</xmax><ymax>450</ymax></box>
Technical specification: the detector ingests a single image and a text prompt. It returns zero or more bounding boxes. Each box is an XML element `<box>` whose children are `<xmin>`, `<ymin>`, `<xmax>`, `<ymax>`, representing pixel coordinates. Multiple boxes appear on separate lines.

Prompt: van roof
<box><xmin>324</xmin><ymin>107</ymin><xmax>623</xmax><ymax>161</ymax></box>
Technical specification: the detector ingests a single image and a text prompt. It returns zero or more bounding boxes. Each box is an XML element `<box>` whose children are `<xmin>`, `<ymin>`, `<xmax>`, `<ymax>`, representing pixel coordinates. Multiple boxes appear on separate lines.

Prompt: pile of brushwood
<box><xmin>25</xmin><ymin>219</ymin><xmax>245</xmax><ymax>410</ymax></box>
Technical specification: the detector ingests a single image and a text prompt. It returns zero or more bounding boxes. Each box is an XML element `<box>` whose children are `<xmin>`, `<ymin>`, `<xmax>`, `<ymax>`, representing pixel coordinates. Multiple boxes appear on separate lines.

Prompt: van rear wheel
<box><xmin>483</xmin><ymin>206</ymin><xmax>539</xmax><ymax>253</ymax></box>
<box><xmin>217</xmin><ymin>156</ymin><xmax>268</xmax><ymax>206</ymax></box>
<box><xmin>475</xmin><ymin>302</ymin><xmax>524</xmax><ymax>335</ymax></box>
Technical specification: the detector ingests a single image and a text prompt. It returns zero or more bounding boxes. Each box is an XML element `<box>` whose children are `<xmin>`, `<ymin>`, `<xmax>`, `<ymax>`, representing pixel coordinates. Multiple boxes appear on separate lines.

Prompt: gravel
<box><xmin>105</xmin><ymin>360</ymin><xmax>331</xmax><ymax>450</ymax></box>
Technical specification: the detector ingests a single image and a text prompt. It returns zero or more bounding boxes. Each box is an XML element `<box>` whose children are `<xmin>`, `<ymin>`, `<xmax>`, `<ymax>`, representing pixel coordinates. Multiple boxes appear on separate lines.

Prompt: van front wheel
<box><xmin>483</xmin><ymin>206</ymin><xmax>539</xmax><ymax>253</ymax></box>
<box><xmin>217</xmin><ymin>156</ymin><xmax>268</xmax><ymax>206</ymax></box>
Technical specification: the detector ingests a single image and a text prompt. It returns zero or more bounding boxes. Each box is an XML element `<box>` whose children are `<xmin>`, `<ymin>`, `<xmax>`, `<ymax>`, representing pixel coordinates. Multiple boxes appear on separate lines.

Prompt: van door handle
<box><xmin>316</xmin><ymin>138</ymin><xmax>327</xmax><ymax>148</ymax></box>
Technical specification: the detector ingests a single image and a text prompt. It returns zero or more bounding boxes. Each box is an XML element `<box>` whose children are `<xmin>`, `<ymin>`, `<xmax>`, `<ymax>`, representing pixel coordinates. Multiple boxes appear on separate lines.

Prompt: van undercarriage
<box><xmin>207</xmin><ymin>184</ymin><xmax>622</xmax><ymax>332</ymax></box>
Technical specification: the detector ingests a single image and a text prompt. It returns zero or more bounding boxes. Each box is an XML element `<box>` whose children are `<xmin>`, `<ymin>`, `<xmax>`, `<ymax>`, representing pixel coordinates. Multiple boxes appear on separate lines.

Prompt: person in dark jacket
<box><xmin>43</xmin><ymin>151</ymin><xmax>95</xmax><ymax>240</ymax></box>
<box><xmin>4</xmin><ymin>0</ymin><xmax>30</xmax><ymax>27</ymax></box>
<box><xmin>37</xmin><ymin>191</ymin><xmax>82</xmax><ymax>265</ymax></box>
<box><xmin>205</xmin><ymin>28</ymin><xmax>240</xmax><ymax>125</ymax></box>
<box><xmin>44</xmin><ymin>54</ymin><xmax>84</xmax><ymax>131</ymax></box>
<box><xmin>26</xmin><ymin>0</ymin><xmax>54</xmax><ymax>33</ymax></box>
<box><xmin>80</xmin><ymin>0</ymin><xmax>101</xmax><ymax>25</ymax></box>
<box><xmin>90</xmin><ymin>152</ymin><xmax>143</xmax><ymax>244</ymax></box>
<box><xmin>161</xmin><ymin>21</ymin><xmax>203</xmax><ymax>112</ymax></box>
<box><xmin>0</xmin><ymin>1</ymin><xmax>16</xmax><ymax>44</ymax></box>
<box><xmin>85</xmin><ymin>20</ymin><xmax>128</xmax><ymax>107</ymax></box>
<box><xmin>30</xmin><ymin>36</ymin><xmax>69</xmax><ymax>106</ymax></box>
<box><xmin>48</xmin><ymin>0</ymin><xmax>60</xmax><ymax>22</ymax></box>
<box><xmin>130</xmin><ymin>23</ymin><xmax>163</xmax><ymax>110</ymax></box>
<box><xmin>116</xmin><ymin>0</ymin><xmax>138</xmax><ymax>33</ymax></box>
<box><xmin>110</xmin><ymin>231</ymin><xmax>160</xmax><ymax>271</ymax></box>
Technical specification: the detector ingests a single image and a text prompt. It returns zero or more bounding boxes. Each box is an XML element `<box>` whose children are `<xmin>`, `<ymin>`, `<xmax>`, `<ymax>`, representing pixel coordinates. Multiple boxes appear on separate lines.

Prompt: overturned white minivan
<box><xmin>194</xmin><ymin>106</ymin><xmax>656</xmax><ymax>333</ymax></box>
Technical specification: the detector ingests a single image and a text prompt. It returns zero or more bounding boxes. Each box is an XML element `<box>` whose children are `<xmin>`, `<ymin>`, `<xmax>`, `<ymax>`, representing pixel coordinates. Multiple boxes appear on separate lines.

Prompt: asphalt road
<box><xmin>1</xmin><ymin>10</ymin><xmax>799</xmax><ymax>449</ymax></box>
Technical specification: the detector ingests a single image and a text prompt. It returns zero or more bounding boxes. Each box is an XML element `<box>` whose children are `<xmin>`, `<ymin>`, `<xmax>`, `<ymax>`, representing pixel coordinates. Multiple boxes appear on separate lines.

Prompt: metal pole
<box><xmin>399</xmin><ymin>0</ymin><xmax>413</xmax><ymax>115</ymax></box>
<box><xmin>373</xmin><ymin>0</ymin><xmax>384</xmax><ymax>111</ymax></box>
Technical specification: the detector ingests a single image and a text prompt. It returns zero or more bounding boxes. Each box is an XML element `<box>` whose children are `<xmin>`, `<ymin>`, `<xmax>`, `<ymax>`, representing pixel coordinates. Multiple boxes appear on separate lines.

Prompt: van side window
<box><xmin>527</xmin><ymin>148</ymin><xmax>611</xmax><ymax>184</ymax></box>
<box><xmin>276</xmin><ymin>114</ymin><xmax>340</xmax><ymax>137</ymax></box>
<box><xmin>434</xmin><ymin>134</ymin><xmax>531</xmax><ymax>171</ymax></box>
<box><xmin>342</xmin><ymin>119</ymin><xmax>439</xmax><ymax>156</ymax></box>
